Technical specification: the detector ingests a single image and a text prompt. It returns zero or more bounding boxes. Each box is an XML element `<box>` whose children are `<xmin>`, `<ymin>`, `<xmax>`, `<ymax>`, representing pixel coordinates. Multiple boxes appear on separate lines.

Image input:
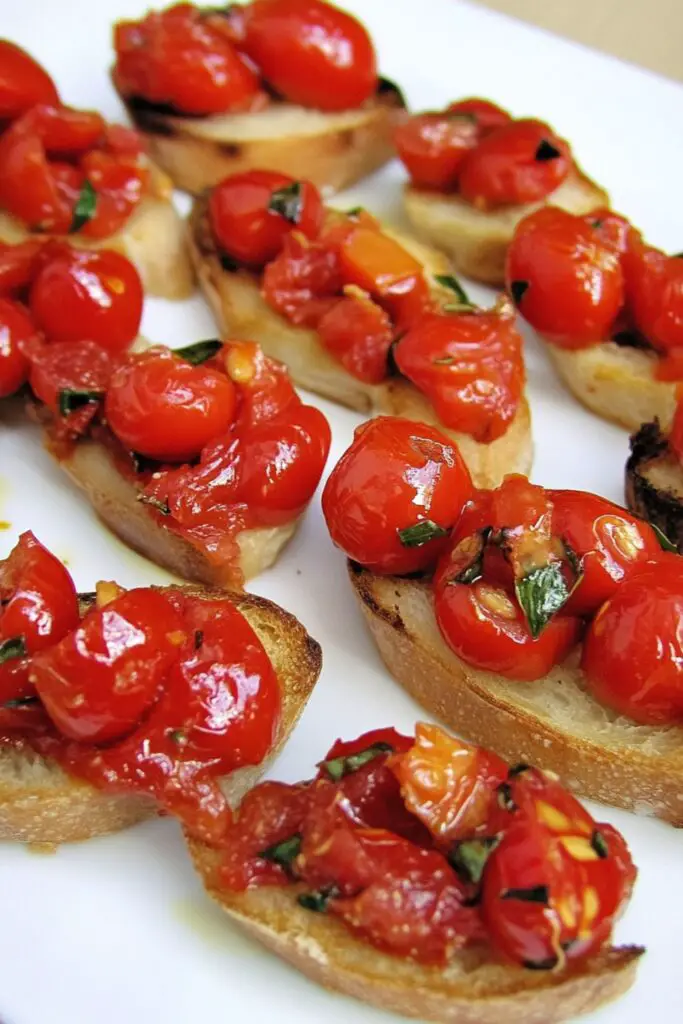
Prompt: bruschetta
<box><xmin>0</xmin><ymin>51</ymin><xmax>192</xmax><ymax>299</ymax></box>
<box><xmin>113</xmin><ymin>2</ymin><xmax>406</xmax><ymax>196</ymax></box>
<box><xmin>187</xmin><ymin>721</ymin><xmax>642</xmax><ymax>1023</ymax></box>
<box><xmin>0</xmin><ymin>532</ymin><xmax>322</xmax><ymax>844</ymax></box>
<box><xmin>625</xmin><ymin>401</ymin><xmax>683</xmax><ymax>553</ymax></box>
<box><xmin>395</xmin><ymin>98</ymin><xmax>607</xmax><ymax>286</ymax></box>
<box><xmin>189</xmin><ymin>171</ymin><xmax>533</xmax><ymax>488</ymax></box>
<box><xmin>0</xmin><ymin>239</ymin><xmax>330</xmax><ymax>588</ymax></box>
<box><xmin>507</xmin><ymin>207</ymin><xmax>682</xmax><ymax>431</ymax></box>
<box><xmin>322</xmin><ymin>417</ymin><xmax>683</xmax><ymax>825</ymax></box>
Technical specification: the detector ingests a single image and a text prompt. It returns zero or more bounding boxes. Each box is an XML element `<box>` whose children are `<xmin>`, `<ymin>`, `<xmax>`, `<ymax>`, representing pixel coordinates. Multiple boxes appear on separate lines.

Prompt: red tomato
<box><xmin>446</xmin><ymin>97</ymin><xmax>511</xmax><ymax>134</ymax></box>
<box><xmin>77</xmin><ymin>150</ymin><xmax>148</xmax><ymax>240</ymax></box>
<box><xmin>0</xmin><ymin>121</ymin><xmax>71</xmax><ymax>232</ymax></box>
<box><xmin>338</xmin><ymin>226</ymin><xmax>431</xmax><ymax>329</ymax></box>
<box><xmin>582</xmin><ymin>558</ymin><xmax>683</xmax><ymax>725</ymax></box>
<box><xmin>225</xmin><ymin>339</ymin><xmax>300</xmax><ymax>428</ymax></box>
<box><xmin>113</xmin><ymin>4</ymin><xmax>262</xmax><ymax>116</ymax></box>
<box><xmin>458</xmin><ymin>119</ymin><xmax>570</xmax><ymax>208</ymax></box>
<box><xmin>670</xmin><ymin>393</ymin><xmax>683</xmax><ymax>463</ymax></box>
<box><xmin>209</xmin><ymin>170</ymin><xmax>323</xmax><ymax>268</ymax></box>
<box><xmin>0</xmin><ymin>41</ymin><xmax>59</xmax><ymax>120</ymax></box>
<box><xmin>507</xmin><ymin>207</ymin><xmax>624</xmax><ymax>348</ymax></box>
<box><xmin>0</xmin><ymin>240</ymin><xmax>45</xmax><ymax>295</ymax></box>
<box><xmin>0</xmin><ymin>298</ymin><xmax>36</xmax><ymax>398</ymax></box>
<box><xmin>31</xmin><ymin>587</ymin><xmax>186</xmax><ymax>743</ymax></box>
<box><xmin>29</xmin><ymin>247</ymin><xmax>142</xmax><ymax>354</ymax></box>
<box><xmin>28</xmin><ymin>338</ymin><xmax>113</xmax><ymax>417</ymax></box>
<box><xmin>583</xmin><ymin>208</ymin><xmax>636</xmax><ymax>257</ymax></box>
<box><xmin>105</xmin><ymin>349</ymin><xmax>238</xmax><ymax>463</ymax></box>
<box><xmin>21</xmin><ymin>104</ymin><xmax>105</xmax><ymax>155</ymax></box>
<box><xmin>395</xmin><ymin>112</ymin><xmax>479</xmax><ymax>191</ymax></box>
<box><xmin>322</xmin><ymin>416</ymin><xmax>473</xmax><ymax>575</ymax></box>
<box><xmin>394</xmin><ymin>303</ymin><xmax>524</xmax><ymax>442</ymax></box>
<box><xmin>625</xmin><ymin>241</ymin><xmax>683</xmax><ymax>353</ymax></box>
<box><xmin>241</xmin><ymin>0</ymin><xmax>377</xmax><ymax>111</ymax></box>
<box><xmin>317</xmin><ymin>292</ymin><xmax>393</xmax><ymax>384</ymax></box>
<box><xmin>550</xmin><ymin>489</ymin><xmax>662</xmax><ymax>617</ymax></box>
<box><xmin>262</xmin><ymin>232</ymin><xmax>342</xmax><ymax>326</ymax></box>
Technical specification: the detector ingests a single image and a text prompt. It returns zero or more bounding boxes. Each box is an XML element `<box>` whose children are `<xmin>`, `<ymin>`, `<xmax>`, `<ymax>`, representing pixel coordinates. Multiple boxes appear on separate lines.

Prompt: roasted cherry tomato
<box><xmin>209</xmin><ymin>170</ymin><xmax>323</xmax><ymax>268</ymax></box>
<box><xmin>241</xmin><ymin>0</ymin><xmax>377</xmax><ymax>111</ymax></box>
<box><xmin>507</xmin><ymin>207</ymin><xmax>624</xmax><ymax>348</ymax></box>
<box><xmin>394</xmin><ymin>301</ymin><xmax>524</xmax><ymax>442</ymax></box>
<box><xmin>582</xmin><ymin>558</ymin><xmax>683</xmax><ymax>725</ymax></box>
<box><xmin>31</xmin><ymin>586</ymin><xmax>186</xmax><ymax>743</ymax></box>
<box><xmin>583</xmin><ymin>208</ymin><xmax>636</xmax><ymax>257</ymax></box>
<box><xmin>27</xmin><ymin>338</ymin><xmax>113</xmax><ymax>419</ymax></box>
<box><xmin>105</xmin><ymin>349</ymin><xmax>237</xmax><ymax>463</ymax></box>
<box><xmin>29</xmin><ymin>246</ymin><xmax>143</xmax><ymax>354</ymax></box>
<box><xmin>317</xmin><ymin>292</ymin><xmax>393</xmax><ymax>384</ymax></box>
<box><xmin>550</xmin><ymin>489</ymin><xmax>662</xmax><ymax>617</ymax></box>
<box><xmin>113</xmin><ymin>4</ymin><xmax>262</xmax><ymax>116</ymax></box>
<box><xmin>395</xmin><ymin>112</ymin><xmax>479</xmax><ymax>191</ymax></box>
<box><xmin>0</xmin><ymin>239</ymin><xmax>44</xmax><ymax>295</ymax></box>
<box><xmin>446</xmin><ymin>97</ymin><xmax>511</xmax><ymax>134</ymax></box>
<box><xmin>225</xmin><ymin>339</ymin><xmax>299</xmax><ymax>428</ymax></box>
<box><xmin>458</xmin><ymin>119</ymin><xmax>570</xmax><ymax>208</ymax></box>
<box><xmin>262</xmin><ymin>232</ymin><xmax>342</xmax><ymax>326</ymax></box>
<box><xmin>0</xmin><ymin>298</ymin><xmax>37</xmax><ymax>398</ymax></box>
<box><xmin>322</xmin><ymin>416</ymin><xmax>474</xmax><ymax>575</ymax></box>
<box><xmin>0</xmin><ymin>41</ymin><xmax>59</xmax><ymax>121</ymax></box>
<box><xmin>625</xmin><ymin>240</ymin><xmax>683</xmax><ymax>354</ymax></box>
<box><xmin>0</xmin><ymin>118</ymin><xmax>71</xmax><ymax>233</ymax></box>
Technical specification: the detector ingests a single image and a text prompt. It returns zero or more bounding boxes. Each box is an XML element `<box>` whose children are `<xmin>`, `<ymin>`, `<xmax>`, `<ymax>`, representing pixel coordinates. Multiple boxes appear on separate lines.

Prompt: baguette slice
<box><xmin>348</xmin><ymin>562</ymin><xmax>683</xmax><ymax>826</ymax></box>
<box><xmin>547</xmin><ymin>342</ymin><xmax>677</xmax><ymax>433</ymax></box>
<box><xmin>186</xmin><ymin>840</ymin><xmax>642</xmax><ymax>1024</ymax></box>
<box><xmin>404</xmin><ymin>166</ymin><xmax>608</xmax><ymax>287</ymax></box>
<box><xmin>625</xmin><ymin>420</ymin><xmax>683</xmax><ymax>551</ymax></box>
<box><xmin>120</xmin><ymin>80</ymin><xmax>406</xmax><ymax>197</ymax></box>
<box><xmin>0</xmin><ymin>163</ymin><xmax>194</xmax><ymax>299</ymax></box>
<box><xmin>0</xmin><ymin>585</ymin><xmax>322</xmax><ymax>844</ymax></box>
<box><xmin>189</xmin><ymin>199</ymin><xmax>533</xmax><ymax>488</ymax></box>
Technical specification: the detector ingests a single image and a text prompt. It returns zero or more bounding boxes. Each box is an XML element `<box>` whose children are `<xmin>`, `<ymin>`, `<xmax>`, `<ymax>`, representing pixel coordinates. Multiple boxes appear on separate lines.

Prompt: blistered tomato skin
<box><xmin>0</xmin><ymin>41</ymin><xmax>59</xmax><ymax>120</ymax></box>
<box><xmin>27</xmin><ymin>339</ymin><xmax>114</xmax><ymax>416</ymax></box>
<box><xmin>581</xmin><ymin>558</ymin><xmax>683</xmax><ymax>725</ymax></box>
<box><xmin>395</xmin><ymin>113</ymin><xmax>480</xmax><ymax>191</ymax></box>
<box><xmin>322</xmin><ymin>416</ymin><xmax>474</xmax><ymax>575</ymax></box>
<box><xmin>0</xmin><ymin>297</ymin><xmax>36</xmax><ymax>398</ymax></box>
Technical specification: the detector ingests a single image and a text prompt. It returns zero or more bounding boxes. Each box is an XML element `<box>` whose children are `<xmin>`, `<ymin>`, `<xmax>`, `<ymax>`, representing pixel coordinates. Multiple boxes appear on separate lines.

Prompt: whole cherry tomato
<box><xmin>113</xmin><ymin>4</ymin><xmax>262</xmax><ymax>116</ymax></box>
<box><xmin>28</xmin><ymin>338</ymin><xmax>113</xmax><ymax>417</ymax></box>
<box><xmin>317</xmin><ymin>292</ymin><xmax>393</xmax><ymax>384</ymax></box>
<box><xmin>395</xmin><ymin>112</ymin><xmax>479</xmax><ymax>191</ymax></box>
<box><xmin>29</xmin><ymin>247</ymin><xmax>143</xmax><ymax>354</ymax></box>
<box><xmin>394</xmin><ymin>302</ymin><xmax>524</xmax><ymax>442</ymax></box>
<box><xmin>31</xmin><ymin>586</ymin><xmax>186</xmax><ymax>743</ymax></box>
<box><xmin>209</xmin><ymin>170</ymin><xmax>323</xmax><ymax>268</ymax></box>
<box><xmin>0</xmin><ymin>41</ymin><xmax>59</xmax><ymax>120</ymax></box>
<box><xmin>581</xmin><ymin>558</ymin><xmax>683</xmax><ymax>725</ymax></box>
<box><xmin>670</xmin><ymin>392</ymin><xmax>683</xmax><ymax>463</ymax></box>
<box><xmin>506</xmin><ymin>207</ymin><xmax>624</xmax><ymax>348</ymax></box>
<box><xmin>550</xmin><ymin>489</ymin><xmax>662</xmax><ymax>617</ymax></box>
<box><xmin>241</xmin><ymin>0</ymin><xmax>377</xmax><ymax>111</ymax></box>
<box><xmin>446</xmin><ymin>97</ymin><xmax>511</xmax><ymax>134</ymax></box>
<box><xmin>105</xmin><ymin>349</ymin><xmax>238</xmax><ymax>463</ymax></box>
<box><xmin>458</xmin><ymin>119</ymin><xmax>570</xmax><ymax>208</ymax></box>
<box><xmin>322</xmin><ymin>416</ymin><xmax>473</xmax><ymax>575</ymax></box>
<box><xmin>0</xmin><ymin>298</ymin><xmax>37</xmax><ymax>398</ymax></box>
<box><xmin>624</xmin><ymin>240</ymin><xmax>683</xmax><ymax>353</ymax></box>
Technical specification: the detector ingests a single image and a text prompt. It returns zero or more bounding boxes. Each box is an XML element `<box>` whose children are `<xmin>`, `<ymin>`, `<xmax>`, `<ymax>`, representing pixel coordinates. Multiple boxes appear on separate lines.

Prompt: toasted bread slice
<box><xmin>120</xmin><ymin>81</ymin><xmax>406</xmax><ymax>197</ymax></box>
<box><xmin>0</xmin><ymin>585</ymin><xmax>322</xmax><ymax>844</ymax></box>
<box><xmin>547</xmin><ymin>342</ymin><xmax>677</xmax><ymax>433</ymax></box>
<box><xmin>348</xmin><ymin>563</ymin><xmax>683</xmax><ymax>826</ymax></box>
<box><xmin>0</xmin><ymin>163</ymin><xmax>193</xmax><ymax>299</ymax></box>
<box><xmin>625</xmin><ymin>420</ymin><xmax>683</xmax><ymax>552</ymax></box>
<box><xmin>186</xmin><ymin>842</ymin><xmax>642</xmax><ymax>1024</ymax></box>
<box><xmin>189</xmin><ymin>199</ymin><xmax>533</xmax><ymax>488</ymax></box>
<box><xmin>403</xmin><ymin>167</ymin><xmax>608</xmax><ymax>287</ymax></box>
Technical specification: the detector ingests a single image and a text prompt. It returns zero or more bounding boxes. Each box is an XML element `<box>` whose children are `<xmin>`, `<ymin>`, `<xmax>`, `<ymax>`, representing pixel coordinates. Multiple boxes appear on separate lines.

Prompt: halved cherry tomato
<box><xmin>394</xmin><ymin>302</ymin><xmax>524</xmax><ymax>442</ymax></box>
<box><xmin>624</xmin><ymin>240</ymin><xmax>683</xmax><ymax>353</ymax></box>
<box><xmin>29</xmin><ymin>247</ymin><xmax>143</xmax><ymax>354</ymax></box>
<box><xmin>241</xmin><ymin>0</ymin><xmax>377</xmax><ymax>111</ymax></box>
<box><xmin>105</xmin><ymin>349</ymin><xmax>237</xmax><ymax>462</ymax></box>
<box><xmin>322</xmin><ymin>416</ymin><xmax>473</xmax><ymax>575</ymax></box>
<box><xmin>27</xmin><ymin>338</ymin><xmax>113</xmax><ymax>417</ymax></box>
<box><xmin>507</xmin><ymin>207</ymin><xmax>624</xmax><ymax>347</ymax></box>
<box><xmin>0</xmin><ymin>298</ymin><xmax>36</xmax><ymax>398</ymax></box>
<box><xmin>670</xmin><ymin>392</ymin><xmax>683</xmax><ymax>463</ymax></box>
<box><xmin>209</xmin><ymin>170</ymin><xmax>323</xmax><ymax>268</ymax></box>
<box><xmin>337</xmin><ymin>226</ymin><xmax>431</xmax><ymax>328</ymax></box>
<box><xmin>446</xmin><ymin>97</ymin><xmax>511</xmax><ymax>134</ymax></box>
<box><xmin>0</xmin><ymin>240</ymin><xmax>45</xmax><ymax>296</ymax></box>
<box><xmin>113</xmin><ymin>4</ymin><xmax>262</xmax><ymax>116</ymax></box>
<box><xmin>262</xmin><ymin>232</ymin><xmax>341</xmax><ymax>326</ymax></box>
<box><xmin>31</xmin><ymin>586</ymin><xmax>186</xmax><ymax>743</ymax></box>
<box><xmin>0</xmin><ymin>41</ymin><xmax>59</xmax><ymax>120</ymax></box>
<box><xmin>317</xmin><ymin>291</ymin><xmax>393</xmax><ymax>384</ymax></box>
<box><xmin>395</xmin><ymin>112</ymin><xmax>479</xmax><ymax>191</ymax></box>
<box><xmin>582</xmin><ymin>558</ymin><xmax>683</xmax><ymax>724</ymax></box>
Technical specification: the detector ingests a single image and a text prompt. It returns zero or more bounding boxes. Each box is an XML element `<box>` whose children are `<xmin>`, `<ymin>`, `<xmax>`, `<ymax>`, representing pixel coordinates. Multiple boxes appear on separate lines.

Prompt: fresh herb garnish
<box><xmin>651</xmin><ymin>522</ymin><xmax>678</xmax><ymax>553</ymax></box>
<box><xmin>3</xmin><ymin>695</ymin><xmax>39</xmax><ymax>709</ymax></box>
<box><xmin>175</xmin><ymin>339</ymin><xmax>223</xmax><ymax>365</ymax></box>
<box><xmin>502</xmin><ymin>884</ymin><xmax>550</xmax><ymax>904</ymax></box>
<box><xmin>58</xmin><ymin>388</ymin><xmax>103</xmax><ymax>418</ymax></box>
<box><xmin>535</xmin><ymin>140</ymin><xmax>561</xmax><ymax>162</ymax></box>
<box><xmin>320</xmin><ymin>742</ymin><xmax>394</xmax><ymax>782</ymax></box>
<box><xmin>70</xmin><ymin>179</ymin><xmax>97</xmax><ymax>233</ymax></box>
<box><xmin>269</xmin><ymin>182</ymin><xmax>303</xmax><ymax>224</ymax></box>
<box><xmin>167</xmin><ymin>729</ymin><xmax>187</xmax><ymax>745</ymax></box>
<box><xmin>137</xmin><ymin>494</ymin><xmax>171</xmax><ymax>516</ymax></box>
<box><xmin>449</xmin><ymin>836</ymin><xmax>500</xmax><ymax>885</ymax></box>
<box><xmin>346</xmin><ymin>206</ymin><xmax>364</xmax><ymax>218</ymax></box>
<box><xmin>0</xmin><ymin>636</ymin><xmax>27</xmax><ymax>665</ymax></box>
<box><xmin>591</xmin><ymin>829</ymin><xmax>609</xmax><ymax>860</ymax></box>
<box><xmin>434</xmin><ymin>274</ymin><xmax>472</xmax><ymax>308</ymax></box>
<box><xmin>398</xmin><ymin>520</ymin><xmax>448</xmax><ymax>548</ymax></box>
<box><xmin>297</xmin><ymin>885</ymin><xmax>339</xmax><ymax>913</ymax></box>
<box><xmin>510</xmin><ymin>280</ymin><xmax>529</xmax><ymax>305</ymax></box>
<box><xmin>514</xmin><ymin>562</ymin><xmax>570</xmax><ymax>639</ymax></box>
<box><xmin>260</xmin><ymin>834</ymin><xmax>302</xmax><ymax>872</ymax></box>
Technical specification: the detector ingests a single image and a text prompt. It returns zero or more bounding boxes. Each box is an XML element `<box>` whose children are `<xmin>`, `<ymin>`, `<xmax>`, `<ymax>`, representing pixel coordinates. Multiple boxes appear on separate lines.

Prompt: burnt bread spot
<box><xmin>123</xmin><ymin>95</ymin><xmax>186</xmax><ymax>135</ymax></box>
<box><xmin>348</xmin><ymin>561</ymin><xmax>406</xmax><ymax>632</ymax></box>
<box><xmin>219</xmin><ymin>142</ymin><xmax>242</xmax><ymax>157</ymax></box>
<box><xmin>625</xmin><ymin>420</ymin><xmax>683</xmax><ymax>553</ymax></box>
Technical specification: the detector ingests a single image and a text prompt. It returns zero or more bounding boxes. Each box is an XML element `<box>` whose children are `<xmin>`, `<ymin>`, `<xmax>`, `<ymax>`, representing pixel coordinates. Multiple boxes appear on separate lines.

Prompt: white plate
<box><xmin>1</xmin><ymin>2</ymin><xmax>682</xmax><ymax>1022</ymax></box>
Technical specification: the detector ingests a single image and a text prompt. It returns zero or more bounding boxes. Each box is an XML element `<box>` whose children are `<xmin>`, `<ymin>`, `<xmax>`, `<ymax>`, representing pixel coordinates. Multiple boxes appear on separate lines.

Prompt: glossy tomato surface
<box><xmin>0</xmin><ymin>40</ymin><xmax>59</xmax><ymax>120</ymax></box>
<box><xmin>0</xmin><ymin>297</ymin><xmax>36</xmax><ymax>398</ymax></box>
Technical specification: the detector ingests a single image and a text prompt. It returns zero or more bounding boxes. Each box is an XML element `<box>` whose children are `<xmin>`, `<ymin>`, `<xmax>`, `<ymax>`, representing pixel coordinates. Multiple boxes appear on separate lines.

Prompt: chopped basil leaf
<box><xmin>297</xmin><ymin>885</ymin><xmax>339</xmax><ymax>913</ymax></box>
<box><xmin>70</xmin><ymin>179</ymin><xmax>97</xmax><ymax>233</ymax></box>
<box><xmin>502</xmin><ymin>884</ymin><xmax>550</xmax><ymax>904</ymax></box>
<box><xmin>510</xmin><ymin>280</ymin><xmax>529</xmax><ymax>305</ymax></box>
<box><xmin>0</xmin><ymin>636</ymin><xmax>27</xmax><ymax>666</ymax></box>
<box><xmin>194</xmin><ymin>630</ymin><xmax>204</xmax><ymax>650</ymax></box>
<box><xmin>260</xmin><ymin>834</ymin><xmax>302</xmax><ymax>872</ymax></box>
<box><xmin>137</xmin><ymin>494</ymin><xmax>171</xmax><ymax>516</ymax></box>
<box><xmin>589</xmin><ymin>218</ymin><xmax>604</xmax><ymax>229</ymax></box>
<box><xmin>346</xmin><ymin>206</ymin><xmax>364</xmax><ymax>218</ymax></box>
<box><xmin>174</xmin><ymin>339</ymin><xmax>223</xmax><ymax>365</ymax></box>
<box><xmin>591</xmin><ymin>829</ymin><xmax>609</xmax><ymax>859</ymax></box>
<box><xmin>434</xmin><ymin>274</ymin><xmax>472</xmax><ymax>307</ymax></box>
<box><xmin>269</xmin><ymin>182</ymin><xmax>303</xmax><ymax>225</ymax></box>
<box><xmin>515</xmin><ymin>562</ymin><xmax>570</xmax><ymax>639</ymax></box>
<box><xmin>320</xmin><ymin>741</ymin><xmax>394</xmax><ymax>782</ymax></box>
<box><xmin>534</xmin><ymin>139</ymin><xmax>561</xmax><ymax>162</ymax></box>
<box><xmin>651</xmin><ymin>522</ymin><xmax>678</xmax><ymax>553</ymax></box>
<box><xmin>167</xmin><ymin>729</ymin><xmax>186</xmax><ymax>745</ymax></box>
<box><xmin>449</xmin><ymin>836</ymin><xmax>500</xmax><ymax>885</ymax></box>
<box><xmin>398</xmin><ymin>520</ymin><xmax>448</xmax><ymax>548</ymax></box>
<box><xmin>58</xmin><ymin>388</ymin><xmax>103</xmax><ymax>418</ymax></box>
<box><xmin>3</xmin><ymin>695</ymin><xmax>39</xmax><ymax>709</ymax></box>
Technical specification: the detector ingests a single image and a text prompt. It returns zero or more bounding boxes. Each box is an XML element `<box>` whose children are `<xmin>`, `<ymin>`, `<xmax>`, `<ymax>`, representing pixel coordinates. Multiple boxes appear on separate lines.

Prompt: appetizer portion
<box><xmin>190</xmin><ymin>170</ymin><xmax>533</xmax><ymax>487</ymax></box>
<box><xmin>188</xmin><ymin>722</ymin><xmax>642</xmax><ymax>1023</ymax></box>
<box><xmin>396</xmin><ymin>97</ymin><xmax>606</xmax><ymax>286</ymax></box>
<box><xmin>0</xmin><ymin>39</ymin><xmax>192</xmax><ymax>297</ymax></box>
<box><xmin>0</xmin><ymin>532</ymin><xmax>322</xmax><ymax>843</ymax></box>
<box><xmin>113</xmin><ymin>1</ymin><xmax>406</xmax><ymax>196</ymax></box>
<box><xmin>625</xmin><ymin>392</ymin><xmax>683</xmax><ymax>553</ymax></box>
<box><xmin>322</xmin><ymin>417</ymin><xmax>683</xmax><ymax>824</ymax></box>
<box><xmin>0</xmin><ymin>239</ymin><xmax>330</xmax><ymax>587</ymax></box>
<box><xmin>507</xmin><ymin>207</ymin><xmax>683</xmax><ymax>430</ymax></box>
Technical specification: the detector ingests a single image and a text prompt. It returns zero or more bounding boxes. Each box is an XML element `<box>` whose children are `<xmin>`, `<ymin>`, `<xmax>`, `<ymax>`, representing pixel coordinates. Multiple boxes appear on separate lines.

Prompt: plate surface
<box><xmin>1</xmin><ymin>2</ymin><xmax>682</xmax><ymax>1022</ymax></box>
